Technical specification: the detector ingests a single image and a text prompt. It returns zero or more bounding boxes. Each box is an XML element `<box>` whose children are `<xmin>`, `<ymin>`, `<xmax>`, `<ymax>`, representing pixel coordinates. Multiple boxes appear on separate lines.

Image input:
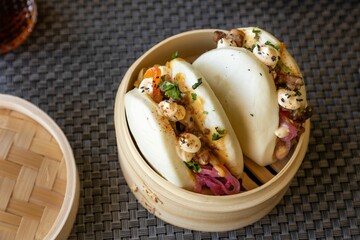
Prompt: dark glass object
<box><xmin>0</xmin><ymin>0</ymin><xmax>37</xmax><ymax>54</ymax></box>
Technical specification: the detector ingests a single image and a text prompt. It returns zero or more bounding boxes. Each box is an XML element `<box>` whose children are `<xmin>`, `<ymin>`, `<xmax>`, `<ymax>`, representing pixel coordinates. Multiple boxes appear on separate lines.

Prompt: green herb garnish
<box><xmin>159</xmin><ymin>80</ymin><xmax>182</xmax><ymax>101</ymax></box>
<box><xmin>212</xmin><ymin>133</ymin><xmax>223</xmax><ymax>141</ymax></box>
<box><xmin>212</xmin><ymin>127</ymin><xmax>226</xmax><ymax>141</ymax></box>
<box><xmin>265</xmin><ymin>41</ymin><xmax>280</xmax><ymax>51</ymax></box>
<box><xmin>252</xmin><ymin>28</ymin><xmax>261</xmax><ymax>41</ymax></box>
<box><xmin>203</xmin><ymin>111</ymin><xmax>208</xmax><ymax>115</ymax></box>
<box><xmin>215</xmin><ymin>127</ymin><xmax>225</xmax><ymax>135</ymax></box>
<box><xmin>277</xmin><ymin>59</ymin><xmax>293</xmax><ymax>75</ymax></box>
<box><xmin>192</xmin><ymin>78</ymin><xmax>202</xmax><ymax>89</ymax></box>
<box><xmin>191</xmin><ymin>92</ymin><xmax>197</xmax><ymax>101</ymax></box>
<box><xmin>171</xmin><ymin>51</ymin><xmax>179</xmax><ymax>59</ymax></box>
<box><xmin>185</xmin><ymin>161</ymin><xmax>201</xmax><ymax>173</ymax></box>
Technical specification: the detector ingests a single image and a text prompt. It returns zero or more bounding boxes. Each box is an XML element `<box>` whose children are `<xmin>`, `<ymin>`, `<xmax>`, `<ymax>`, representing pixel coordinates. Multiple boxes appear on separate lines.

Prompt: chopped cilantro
<box><xmin>192</xmin><ymin>78</ymin><xmax>202</xmax><ymax>89</ymax></box>
<box><xmin>252</xmin><ymin>28</ymin><xmax>261</xmax><ymax>41</ymax></box>
<box><xmin>171</xmin><ymin>51</ymin><xmax>179</xmax><ymax>59</ymax></box>
<box><xmin>277</xmin><ymin>59</ymin><xmax>293</xmax><ymax>74</ymax></box>
<box><xmin>213</xmin><ymin>127</ymin><xmax>226</xmax><ymax>140</ymax></box>
<box><xmin>159</xmin><ymin>80</ymin><xmax>182</xmax><ymax>101</ymax></box>
<box><xmin>212</xmin><ymin>133</ymin><xmax>223</xmax><ymax>141</ymax></box>
<box><xmin>191</xmin><ymin>92</ymin><xmax>197</xmax><ymax>101</ymax></box>
<box><xmin>185</xmin><ymin>161</ymin><xmax>201</xmax><ymax>173</ymax></box>
<box><xmin>215</xmin><ymin>127</ymin><xmax>225</xmax><ymax>135</ymax></box>
<box><xmin>265</xmin><ymin>41</ymin><xmax>280</xmax><ymax>51</ymax></box>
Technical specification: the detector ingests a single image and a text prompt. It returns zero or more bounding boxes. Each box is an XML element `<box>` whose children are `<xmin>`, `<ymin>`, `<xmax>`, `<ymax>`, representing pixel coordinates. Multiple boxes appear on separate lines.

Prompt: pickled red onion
<box><xmin>194</xmin><ymin>165</ymin><xmax>240</xmax><ymax>195</ymax></box>
<box><xmin>276</xmin><ymin>111</ymin><xmax>298</xmax><ymax>160</ymax></box>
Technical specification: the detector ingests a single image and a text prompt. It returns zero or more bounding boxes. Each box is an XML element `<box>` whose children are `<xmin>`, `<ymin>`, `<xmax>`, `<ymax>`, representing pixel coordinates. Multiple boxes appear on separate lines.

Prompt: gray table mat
<box><xmin>1</xmin><ymin>0</ymin><xmax>359</xmax><ymax>239</ymax></box>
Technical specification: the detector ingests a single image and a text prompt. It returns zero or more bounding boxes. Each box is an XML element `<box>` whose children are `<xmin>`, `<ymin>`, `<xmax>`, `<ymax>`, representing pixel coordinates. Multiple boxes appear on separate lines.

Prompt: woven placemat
<box><xmin>0</xmin><ymin>0</ymin><xmax>359</xmax><ymax>239</ymax></box>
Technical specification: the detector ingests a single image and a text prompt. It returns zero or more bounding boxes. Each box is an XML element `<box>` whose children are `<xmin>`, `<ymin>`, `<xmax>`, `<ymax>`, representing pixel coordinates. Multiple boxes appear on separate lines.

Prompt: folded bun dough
<box><xmin>125</xmin><ymin>89</ymin><xmax>196</xmax><ymax>190</ymax></box>
<box><xmin>193</xmin><ymin>47</ymin><xmax>279</xmax><ymax>166</ymax></box>
<box><xmin>169</xmin><ymin>58</ymin><xmax>244</xmax><ymax>178</ymax></box>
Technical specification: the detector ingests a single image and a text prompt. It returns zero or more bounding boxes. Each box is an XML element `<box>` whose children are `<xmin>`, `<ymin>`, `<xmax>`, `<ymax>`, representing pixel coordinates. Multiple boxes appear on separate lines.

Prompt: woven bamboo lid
<box><xmin>0</xmin><ymin>94</ymin><xmax>79</xmax><ymax>240</ymax></box>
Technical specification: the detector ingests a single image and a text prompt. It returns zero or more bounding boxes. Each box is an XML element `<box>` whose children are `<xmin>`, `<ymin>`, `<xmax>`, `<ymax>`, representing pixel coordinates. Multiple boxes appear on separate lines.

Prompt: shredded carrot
<box><xmin>143</xmin><ymin>67</ymin><xmax>163</xmax><ymax>103</ymax></box>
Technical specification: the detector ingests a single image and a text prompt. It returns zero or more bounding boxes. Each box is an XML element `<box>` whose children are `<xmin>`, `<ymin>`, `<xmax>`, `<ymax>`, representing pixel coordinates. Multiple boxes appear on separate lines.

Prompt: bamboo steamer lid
<box><xmin>114</xmin><ymin>29</ymin><xmax>310</xmax><ymax>232</ymax></box>
<box><xmin>0</xmin><ymin>94</ymin><xmax>79</xmax><ymax>240</ymax></box>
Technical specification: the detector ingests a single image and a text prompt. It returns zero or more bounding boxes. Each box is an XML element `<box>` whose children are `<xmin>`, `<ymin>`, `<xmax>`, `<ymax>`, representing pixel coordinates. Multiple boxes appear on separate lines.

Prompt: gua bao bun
<box><xmin>125</xmin><ymin>58</ymin><xmax>243</xmax><ymax>195</ymax></box>
<box><xmin>193</xmin><ymin>27</ymin><xmax>312</xmax><ymax>166</ymax></box>
<box><xmin>194</xmin><ymin>47</ymin><xmax>278</xmax><ymax>166</ymax></box>
<box><xmin>125</xmin><ymin>90</ymin><xmax>196</xmax><ymax>190</ymax></box>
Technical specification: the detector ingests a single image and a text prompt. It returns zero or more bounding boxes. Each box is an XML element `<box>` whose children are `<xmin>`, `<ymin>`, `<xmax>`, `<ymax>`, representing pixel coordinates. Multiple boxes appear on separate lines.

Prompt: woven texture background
<box><xmin>1</xmin><ymin>0</ymin><xmax>359</xmax><ymax>239</ymax></box>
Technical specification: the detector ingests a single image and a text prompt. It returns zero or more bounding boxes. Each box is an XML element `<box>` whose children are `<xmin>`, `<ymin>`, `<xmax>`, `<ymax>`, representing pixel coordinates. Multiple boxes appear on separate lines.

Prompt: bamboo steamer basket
<box><xmin>114</xmin><ymin>29</ymin><xmax>310</xmax><ymax>232</ymax></box>
<box><xmin>0</xmin><ymin>94</ymin><xmax>79</xmax><ymax>239</ymax></box>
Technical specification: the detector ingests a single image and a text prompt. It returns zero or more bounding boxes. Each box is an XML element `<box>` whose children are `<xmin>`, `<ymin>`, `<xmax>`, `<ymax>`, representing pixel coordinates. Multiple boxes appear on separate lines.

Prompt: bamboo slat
<box><xmin>6</xmin><ymin>146</ymin><xmax>43</xmax><ymax>170</ymax></box>
<box><xmin>0</xmin><ymin>129</ymin><xmax>15</xmax><ymax>160</ymax></box>
<box><xmin>12</xmin><ymin>167</ymin><xmax>38</xmax><ymax>201</ymax></box>
<box><xmin>0</xmin><ymin>163</ymin><xmax>21</xmax><ymax>181</ymax></box>
<box><xmin>0</xmin><ymin>221</ymin><xmax>18</xmax><ymax>232</ymax></box>
<box><xmin>0</xmin><ymin>230</ymin><xmax>16</xmax><ymax>240</ymax></box>
<box><xmin>0</xmin><ymin>178</ymin><xmax>15</xmax><ymax>211</ymax></box>
<box><xmin>0</xmin><ymin>211</ymin><xmax>21</xmax><ymax>227</ymax></box>
<box><xmin>0</xmin><ymin>110</ymin><xmax>67</xmax><ymax>240</ymax></box>
<box><xmin>36</xmin><ymin>207</ymin><xmax>59</xmax><ymax>239</ymax></box>
<box><xmin>35</xmin><ymin>158</ymin><xmax>59</xmax><ymax>189</ymax></box>
<box><xmin>241</xmin><ymin>172</ymin><xmax>258</xmax><ymax>191</ymax></box>
<box><xmin>13</xmin><ymin>122</ymin><xmax>36</xmax><ymax>149</ymax></box>
<box><xmin>244</xmin><ymin>157</ymin><xmax>275</xmax><ymax>185</ymax></box>
<box><xmin>15</xmin><ymin>217</ymin><xmax>39</xmax><ymax>239</ymax></box>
